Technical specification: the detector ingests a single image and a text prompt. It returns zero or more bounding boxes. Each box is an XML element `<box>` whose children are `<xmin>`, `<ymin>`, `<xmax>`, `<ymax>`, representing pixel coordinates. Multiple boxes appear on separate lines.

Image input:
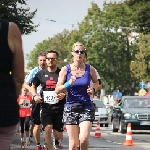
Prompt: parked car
<box><xmin>93</xmin><ymin>99</ymin><xmax>109</xmax><ymax>127</ymax></box>
<box><xmin>111</xmin><ymin>96</ymin><xmax>150</xmax><ymax>134</ymax></box>
<box><xmin>105</xmin><ymin>104</ymin><xmax>113</xmax><ymax>114</ymax></box>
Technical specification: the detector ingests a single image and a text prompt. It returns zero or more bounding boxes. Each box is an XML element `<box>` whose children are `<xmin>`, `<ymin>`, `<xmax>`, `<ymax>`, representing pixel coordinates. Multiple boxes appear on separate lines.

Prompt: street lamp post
<box><xmin>117</xmin><ymin>26</ymin><xmax>139</xmax><ymax>64</ymax></box>
<box><xmin>117</xmin><ymin>27</ymin><xmax>133</xmax><ymax>62</ymax></box>
<box><xmin>117</xmin><ymin>27</ymin><xmax>139</xmax><ymax>95</ymax></box>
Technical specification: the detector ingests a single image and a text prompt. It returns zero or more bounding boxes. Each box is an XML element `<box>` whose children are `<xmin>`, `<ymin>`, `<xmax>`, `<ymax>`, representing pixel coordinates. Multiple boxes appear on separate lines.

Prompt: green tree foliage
<box><xmin>26</xmin><ymin>29</ymin><xmax>71</xmax><ymax>69</ymax></box>
<box><xmin>70</xmin><ymin>2</ymin><xmax>138</xmax><ymax>95</ymax></box>
<box><xmin>130</xmin><ymin>34</ymin><xmax>150</xmax><ymax>81</ymax></box>
<box><xmin>0</xmin><ymin>0</ymin><xmax>38</xmax><ymax>34</ymax></box>
<box><xmin>125</xmin><ymin>0</ymin><xmax>150</xmax><ymax>34</ymax></box>
<box><xmin>26</xmin><ymin>40</ymin><xmax>51</xmax><ymax>69</ymax></box>
<box><xmin>26</xmin><ymin>1</ymin><xmax>149</xmax><ymax>95</ymax></box>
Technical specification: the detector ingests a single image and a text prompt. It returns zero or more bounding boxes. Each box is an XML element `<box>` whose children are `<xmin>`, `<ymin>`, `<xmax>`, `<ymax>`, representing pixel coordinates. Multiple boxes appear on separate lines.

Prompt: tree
<box><xmin>130</xmin><ymin>34</ymin><xmax>150</xmax><ymax>82</ymax></box>
<box><xmin>125</xmin><ymin>0</ymin><xmax>150</xmax><ymax>34</ymax></box>
<box><xmin>26</xmin><ymin>29</ymin><xmax>71</xmax><ymax>69</ymax></box>
<box><xmin>71</xmin><ymin>1</ymin><xmax>138</xmax><ymax>95</ymax></box>
<box><xmin>25</xmin><ymin>0</ymin><xmax>150</xmax><ymax>95</ymax></box>
<box><xmin>26</xmin><ymin>40</ymin><xmax>51</xmax><ymax>69</ymax></box>
<box><xmin>0</xmin><ymin>0</ymin><xmax>38</xmax><ymax>34</ymax></box>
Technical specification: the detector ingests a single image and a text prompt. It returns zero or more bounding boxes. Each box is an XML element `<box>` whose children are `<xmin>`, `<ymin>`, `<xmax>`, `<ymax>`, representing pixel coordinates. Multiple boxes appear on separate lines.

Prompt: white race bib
<box><xmin>20</xmin><ymin>99</ymin><xmax>30</xmax><ymax>108</ymax></box>
<box><xmin>43</xmin><ymin>91</ymin><xmax>59</xmax><ymax>104</ymax></box>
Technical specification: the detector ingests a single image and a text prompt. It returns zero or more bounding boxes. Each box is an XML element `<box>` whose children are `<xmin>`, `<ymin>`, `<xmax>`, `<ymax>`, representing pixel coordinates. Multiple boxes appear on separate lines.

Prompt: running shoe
<box><xmin>77</xmin><ymin>146</ymin><xmax>80</xmax><ymax>150</ymax></box>
<box><xmin>29</xmin><ymin>136</ymin><xmax>34</xmax><ymax>142</ymax></box>
<box><xmin>21</xmin><ymin>142</ymin><xmax>25</xmax><ymax>149</ymax></box>
<box><xmin>42</xmin><ymin>145</ymin><xmax>48</xmax><ymax>150</ymax></box>
<box><xmin>36</xmin><ymin>145</ymin><xmax>42</xmax><ymax>150</ymax></box>
<box><xmin>55</xmin><ymin>139</ymin><xmax>63</xmax><ymax>149</ymax></box>
<box><xmin>58</xmin><ymin>142</ymin><xmax>63</xmax><ymax>149</ymax></box>
<box><xmin>26</xmin><ymin>140</ymin><xmax>30</xmax><ymax>146</ymax></box>
<box><xmin>53</xmin><ymin>139</ymin><xmax>59</xmax><ymax>149</ymax></box>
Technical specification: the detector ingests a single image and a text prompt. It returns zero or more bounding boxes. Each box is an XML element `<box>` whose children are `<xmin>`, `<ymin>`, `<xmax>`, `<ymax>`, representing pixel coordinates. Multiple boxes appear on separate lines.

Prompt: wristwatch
<box><xmin>33</xmin><ymin>95</ymin><xmax>37</xmax><ymax>99</ymax></box>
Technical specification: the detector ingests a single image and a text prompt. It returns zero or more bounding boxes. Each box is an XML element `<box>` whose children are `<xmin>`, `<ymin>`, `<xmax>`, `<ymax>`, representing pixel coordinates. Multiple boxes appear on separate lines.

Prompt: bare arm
<box><xmin>18</xmin><ymin>99</ymin><xmax>24</xmax><ymax>105</ymax></box>
<box><xmin>90</xmin><ymin>66</ymin><xmax>98</xmax><ymax>90</ymax></box>
<box><xmin>30</xmin><ymin>75</ymin><xmax>42</xmax><ymax>103</ymax></box>
<box><xmin>94</xmin><ymin>69</ymin><xmax>102</xmax><ymax>91</ymax></box>
<box><xmin>55</xmin><ymin>66</ymin><xmax>67</xmax><ymax>94</ymax></box>
<box><xmin>30</xmin><ymin>83</ymin><xmax>42</xmax><ymax>103</ymax></box>
<box><xmin>95</xmin><ymin>80</ymin><xmax>102</xmax><ymax>91</ymax></box>
<box><xmin>90</xmin><ymin>66</ymin><xmax>98</xmax><ymax>83</ymax></box>
<box><xmin>8</xmin><ymin>22</ymin><xmax>24</xmax><ymax>97</ymax></box>
<box><xmin>30</xmin><ymin>83</ymin><xmax>37</xmax><ymax>97</ymax></box>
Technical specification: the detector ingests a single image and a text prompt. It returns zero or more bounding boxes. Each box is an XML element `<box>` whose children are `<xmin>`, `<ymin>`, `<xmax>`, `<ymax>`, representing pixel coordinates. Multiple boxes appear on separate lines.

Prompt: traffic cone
<box><xmin>63</xmin><ymin>125</ymin><xmax>67</xmax><ymax>131</ymax></box>
<box><xmin>123</xmin><ymin>123</ymin><xmax>134</xmax><ymax>146</ymax></box>
<box><xmin>94</xmin><ymin>121</ymin><xmax>101</xmax><ymax>138</ymax></box>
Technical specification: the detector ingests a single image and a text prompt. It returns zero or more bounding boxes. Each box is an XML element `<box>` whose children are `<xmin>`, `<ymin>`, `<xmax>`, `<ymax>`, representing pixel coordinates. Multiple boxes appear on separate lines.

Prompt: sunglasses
<box><xmin>46</xmin><ymin>58</ymin><xmax>57</xmax><ymax>61</ymax></box>
<box><xmin>72</xmin><ymin>50</ymin><xmax>85</xmax><ymax>54</ymax></box>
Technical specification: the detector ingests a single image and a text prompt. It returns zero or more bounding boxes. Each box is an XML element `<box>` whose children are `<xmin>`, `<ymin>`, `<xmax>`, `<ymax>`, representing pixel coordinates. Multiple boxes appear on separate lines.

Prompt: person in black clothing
<box><xmin>0</xmin><ymin>19</ymin><xmax>24</xmax><ymax>150</ymax></box>
<box><xmin>31</xmin><ymin>50</ymin><xmax>66</xmax><ymax>150</ymax></box>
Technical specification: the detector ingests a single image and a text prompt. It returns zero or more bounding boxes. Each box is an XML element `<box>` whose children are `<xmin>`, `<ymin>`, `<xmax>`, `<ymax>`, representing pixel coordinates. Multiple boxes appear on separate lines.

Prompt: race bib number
<box><xmin>20</xmin><ymin>99</ymin><xmax>30</xmax><ymax>108</ymax></box>
<box><xmin>43</xmin><ymin>91</ymin><xmax>59</xmax><ymax>104</ymax></box>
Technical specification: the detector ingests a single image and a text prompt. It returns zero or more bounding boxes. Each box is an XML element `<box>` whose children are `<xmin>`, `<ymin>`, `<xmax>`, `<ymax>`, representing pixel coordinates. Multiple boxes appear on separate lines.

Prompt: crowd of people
<box><xmin>0</xmin><ymin>19</ymin><xmax>102</xmax><ymax>150</ymax></box>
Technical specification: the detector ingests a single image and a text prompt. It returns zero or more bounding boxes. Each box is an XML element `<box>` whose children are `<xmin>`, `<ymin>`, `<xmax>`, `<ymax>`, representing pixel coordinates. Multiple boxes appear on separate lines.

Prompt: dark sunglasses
<box><xmin>72</xmin><ymin>50</ymin><xmax>85</xmax><ymax>54</ymax></box>
<box><xmin>23</xmin><ymin>90</ymin><xmax>28</xmax><ymax>91</ymax></box>
<box><xmin>46</xmin><ymin>58</ymin><xmax>57</xmax><ymax>61</ymax></box>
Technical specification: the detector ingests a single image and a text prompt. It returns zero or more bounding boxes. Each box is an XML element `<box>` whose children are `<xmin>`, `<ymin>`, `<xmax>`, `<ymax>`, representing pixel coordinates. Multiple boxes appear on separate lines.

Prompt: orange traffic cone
<box><xmin>123</xmin><ymin>123</ymin><xmax>134</xmax><ymax>146</ymax></box>
<box><xmin>94</xmin><ymin>121</ymin><xmax>101</xmax><ymax>138</ymax></box>
<box><xmin>63</xmin><ymin>125</ymin><xmax>67</xmax><ymax>131</ymax></box>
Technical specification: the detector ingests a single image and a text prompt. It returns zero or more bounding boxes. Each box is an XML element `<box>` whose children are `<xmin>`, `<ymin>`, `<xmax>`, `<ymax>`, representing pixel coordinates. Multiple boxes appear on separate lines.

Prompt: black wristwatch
<box><xmin>33</xmin><ymin>95</ymin><xmax>37</xmax><ymax>99</ymax></box>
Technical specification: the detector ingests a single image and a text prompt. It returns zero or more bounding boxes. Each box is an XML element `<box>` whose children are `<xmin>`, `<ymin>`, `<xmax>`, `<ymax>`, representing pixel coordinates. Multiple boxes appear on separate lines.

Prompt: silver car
<box><xmin>93</xmin><ymin>99</ymin><xmax>109</xmax><ymax>127</ymax></box>
<box><xmin>105</xmin><ymin>104</ymin><xmax>113</xmax><ymax>114</ymax></box>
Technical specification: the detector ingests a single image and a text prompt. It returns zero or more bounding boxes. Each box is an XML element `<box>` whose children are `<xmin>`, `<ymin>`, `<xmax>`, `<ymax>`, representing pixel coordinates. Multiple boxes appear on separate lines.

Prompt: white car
<box><xmin>93</xmin><ymin>99</ymin><xmax>109</xmax><ymax>127</ymax></box>
<box><xmin>105</xmin><ymin>104</ymin><xmax>113</xmax><ymax>114</ymax></box>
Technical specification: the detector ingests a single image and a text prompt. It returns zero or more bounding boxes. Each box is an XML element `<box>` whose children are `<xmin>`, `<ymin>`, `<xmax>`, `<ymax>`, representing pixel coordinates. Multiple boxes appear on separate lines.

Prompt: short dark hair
<box><xmin>38</xmin><ymin>52</ymin><xmax>46</xmax><ymax>57</ymax></box>
<box><xmin>46</xmin><ymin>50</ymin><xmax>59</xmax><ymax>58</ymax></box>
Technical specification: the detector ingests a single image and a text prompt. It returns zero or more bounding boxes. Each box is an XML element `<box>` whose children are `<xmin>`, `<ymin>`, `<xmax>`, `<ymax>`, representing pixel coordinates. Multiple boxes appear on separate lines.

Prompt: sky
<box><xmin>22</xmin><ymin>0</ymin><xmax>121</xmax><ymax>66</ymax></box>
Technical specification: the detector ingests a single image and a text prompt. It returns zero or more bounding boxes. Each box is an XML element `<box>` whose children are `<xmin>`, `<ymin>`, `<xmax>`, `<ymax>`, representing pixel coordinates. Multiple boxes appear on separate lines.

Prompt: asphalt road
<box><xmin>10</xmin><ymin>123</ymin><xmax>150</xmax><ymax>150</ymax></box>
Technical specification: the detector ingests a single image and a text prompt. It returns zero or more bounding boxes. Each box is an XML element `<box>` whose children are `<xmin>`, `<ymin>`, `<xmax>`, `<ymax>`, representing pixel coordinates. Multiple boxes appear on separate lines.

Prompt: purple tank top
<box><xmin>66</xmin><ymin>64</ymin><xmax>91</xmax><ymax>103</ymax></box>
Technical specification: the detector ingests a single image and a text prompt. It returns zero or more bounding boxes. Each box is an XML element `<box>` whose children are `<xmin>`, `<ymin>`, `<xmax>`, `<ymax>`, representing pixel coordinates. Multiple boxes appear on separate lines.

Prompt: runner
<box><xmin>75</xmin><ymin>52</ymin><xmax>102</xmax><ymax>150</ymax></box>
<box><xmin>17</xmin><ymin>85</ymin><xmax>32</xmax><ymax>148</ymax></box>
<box><xmin>55</xmin><ymin>42</ymin><xmax>98</xmax><ymax>150</ymax></box>
<box><xmin>30</xmin><ymin>50</ymin><xmax>66</xmax><ymax>150</ymax></box>
<box><xmin>24</xmin><ymin>52</ymin><xmax>46</xmax><ymax>150</ymax></box>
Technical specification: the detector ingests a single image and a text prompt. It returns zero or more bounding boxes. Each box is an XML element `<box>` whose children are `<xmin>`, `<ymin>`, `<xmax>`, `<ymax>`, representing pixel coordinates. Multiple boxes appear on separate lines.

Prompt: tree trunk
<box><xmin>128</xmin><ymin>87</ymin><xmax>136</xmax><ymax>96</ymax></box>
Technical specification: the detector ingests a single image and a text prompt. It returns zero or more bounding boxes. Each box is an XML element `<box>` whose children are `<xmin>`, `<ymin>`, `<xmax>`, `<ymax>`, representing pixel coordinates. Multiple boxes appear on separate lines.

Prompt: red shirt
<box><xmin>17</xmin><ymin>95</ymin><xmax>32</xmax><ymax>117</ymax></box>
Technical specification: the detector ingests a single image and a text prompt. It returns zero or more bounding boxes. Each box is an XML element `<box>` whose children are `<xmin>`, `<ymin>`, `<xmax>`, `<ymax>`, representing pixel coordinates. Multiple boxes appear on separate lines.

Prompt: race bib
<box><xmin>43</xmin><ymin>91</ymin><xmax>59</xmax><ymax>104</ymax></box>
<box><xmin>20</xmin><ymin>99</ymin><xmax>30</xmax><ymax>108</ymax></box>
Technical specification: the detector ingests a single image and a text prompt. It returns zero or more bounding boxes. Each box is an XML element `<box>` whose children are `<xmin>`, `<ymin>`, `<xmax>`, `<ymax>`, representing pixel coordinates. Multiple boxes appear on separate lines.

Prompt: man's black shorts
<box><xmin>41</xmin><ymin>104</ymin><xmax>64</xmax><ymax>132</ymax></box>
<box><xmin>31</xmin><ymin>101</ymin><xmax>41</xmax><ymax>125</ymax></box>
